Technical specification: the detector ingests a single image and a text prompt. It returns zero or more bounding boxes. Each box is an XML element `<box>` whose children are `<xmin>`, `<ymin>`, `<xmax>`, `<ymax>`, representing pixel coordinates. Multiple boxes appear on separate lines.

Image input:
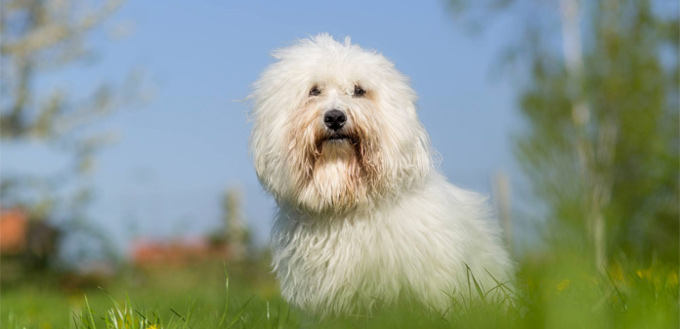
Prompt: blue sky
<box><xmin>2</xmin><ymin>1</ymin><xmax>531</xmax><ymax>250</ymax></box>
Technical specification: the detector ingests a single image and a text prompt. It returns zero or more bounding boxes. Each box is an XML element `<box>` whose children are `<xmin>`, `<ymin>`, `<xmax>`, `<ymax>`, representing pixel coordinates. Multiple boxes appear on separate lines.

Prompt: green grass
<box><xmin>2</xmin><ymin>254</ymin><xmax>678</xmax><ymax>329</ymax></box>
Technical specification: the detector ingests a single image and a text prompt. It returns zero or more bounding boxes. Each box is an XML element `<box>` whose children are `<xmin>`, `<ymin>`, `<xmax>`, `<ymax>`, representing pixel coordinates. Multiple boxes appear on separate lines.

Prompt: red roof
<box><xmin>131</xmin><ymin>238</ymin><xmax>230</xmax><ymax>266</ymax></box>
<box><xmin>0</xmin><ymin>208</ymin><xmax>28</xmax><ymax>255</ymax></box>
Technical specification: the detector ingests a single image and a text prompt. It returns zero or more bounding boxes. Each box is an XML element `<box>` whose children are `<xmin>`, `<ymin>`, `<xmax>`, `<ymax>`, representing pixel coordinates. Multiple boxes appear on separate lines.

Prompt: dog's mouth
<box><xmin>315</xmin><ymin>132</ymin><xmax>360</xmax><ymax>153</ymax></box>
<box><xmin>324</xmin><ymin>133</ymin><xmax>352</xmax><ymax>142</ymax></box>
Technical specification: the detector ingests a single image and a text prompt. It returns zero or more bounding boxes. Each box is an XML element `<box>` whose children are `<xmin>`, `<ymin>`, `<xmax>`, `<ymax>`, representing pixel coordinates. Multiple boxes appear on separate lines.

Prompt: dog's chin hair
<box><xmin>294</xmin><ymin>132</ymin><xmax>372</xmax><ymax>214</ymax></box>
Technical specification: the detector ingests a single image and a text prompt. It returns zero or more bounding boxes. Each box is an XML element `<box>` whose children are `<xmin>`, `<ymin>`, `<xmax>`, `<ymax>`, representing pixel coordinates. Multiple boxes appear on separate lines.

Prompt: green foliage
<box><xmin>0</xmin><ymin>0</ymin><xmax>140</xmax><ymax>270</ymax></box>
<box><xmin>1</xmin><ymin>0</ymin><xmax>124</xmax><ymax>139</ymax></box>
<box><xmin>0</xmin><ymin>0</ymin><xmax>135</xmax><ymax>217</ymax></box>
<box><xmin>450</xmin><ymin>0</ymin><xmax>679</xmax><ymax>265</ymax></box>
<box><xmin>516</xmin><ymin>0</ymin><xmax>678</xmax><ymax>264</ymax></box>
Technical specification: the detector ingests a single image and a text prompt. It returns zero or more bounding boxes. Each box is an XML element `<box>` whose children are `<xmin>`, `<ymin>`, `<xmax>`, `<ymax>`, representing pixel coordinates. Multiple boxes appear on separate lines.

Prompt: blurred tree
<box><xmin>221</xmin><ymin>187</ymin><xmax>250</xmax><ymax>261</ymax></box>
<box><xmin>0</xmin><ymin>0</ymin><xmax>137</xmax><ymax>268</ymax></box>
<box><xmin>449</xmin><ymin>0</ymin><xmax>679</xmax><ymax>267</ymax></box>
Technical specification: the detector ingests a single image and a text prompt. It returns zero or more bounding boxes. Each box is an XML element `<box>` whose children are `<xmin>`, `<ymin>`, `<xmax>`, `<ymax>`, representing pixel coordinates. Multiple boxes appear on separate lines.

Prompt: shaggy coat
<box><xmin>250</xmin><ymin>34</ymin><xmax>513</xmax><ymax>316</ymax></box>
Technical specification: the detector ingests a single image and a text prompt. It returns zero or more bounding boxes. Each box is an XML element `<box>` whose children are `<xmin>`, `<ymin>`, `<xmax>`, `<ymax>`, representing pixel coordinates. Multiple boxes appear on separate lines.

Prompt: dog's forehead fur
<box><xmin>275</xmin><ymin>35</ymin><xmax>390</xmax><ymax>77</ymax></box>
<box><xmin>256</xmin><ymin>34</ymin><xmax>415</xmax><ymax>103</ymax></box>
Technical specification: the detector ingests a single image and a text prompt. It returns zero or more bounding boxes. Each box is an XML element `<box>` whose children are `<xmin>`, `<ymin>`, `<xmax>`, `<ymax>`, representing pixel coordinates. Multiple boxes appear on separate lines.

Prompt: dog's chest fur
<box><xmin>270</xmin><ymin>176</ymin><xmax>509</xmax><ymax>315</ymax></box>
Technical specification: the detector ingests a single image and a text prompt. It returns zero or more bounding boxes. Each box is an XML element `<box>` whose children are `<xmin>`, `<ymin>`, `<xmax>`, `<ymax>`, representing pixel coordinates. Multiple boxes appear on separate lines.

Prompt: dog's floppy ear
<box><xmin>249</xmin><ymin>65</ymin><xmax>297</xmax><ymax>199</ymax></box>
<box><xmin>393</xmin><ymin>100</ymin><xmax>432</xmax><ymax>190</ymax></box>
<box><xmin>370</xmin><ymin>65</ymin><xmax>432</xmax><ymax>191</ymax></box>
<box><xmin>250</xmin><ymin>39</ymin><xmax>319</xmax><ymax>200</ymax></box>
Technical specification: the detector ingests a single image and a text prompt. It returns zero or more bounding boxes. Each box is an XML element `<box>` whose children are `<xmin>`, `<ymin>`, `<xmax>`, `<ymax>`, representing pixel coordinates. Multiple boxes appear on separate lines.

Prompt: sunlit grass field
<box><xmin>3</xmin><ymin>252</ymin><xmax>678</xmax><ymax>329</ymax></box>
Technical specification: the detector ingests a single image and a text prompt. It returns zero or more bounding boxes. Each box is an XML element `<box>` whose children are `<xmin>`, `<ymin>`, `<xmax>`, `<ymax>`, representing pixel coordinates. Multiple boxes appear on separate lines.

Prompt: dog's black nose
<box><xmin>324</xmin><ymin>109</ymin><xmax>346</xmax><ymax>131</ymax></box>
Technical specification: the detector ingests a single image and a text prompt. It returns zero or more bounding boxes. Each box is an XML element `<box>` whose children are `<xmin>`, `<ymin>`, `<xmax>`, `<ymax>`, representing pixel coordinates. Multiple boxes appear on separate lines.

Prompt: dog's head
<box><xmin>250</xmin><ymin>34</ymin><xmax>431</xmax><ymax>213</ymax></box>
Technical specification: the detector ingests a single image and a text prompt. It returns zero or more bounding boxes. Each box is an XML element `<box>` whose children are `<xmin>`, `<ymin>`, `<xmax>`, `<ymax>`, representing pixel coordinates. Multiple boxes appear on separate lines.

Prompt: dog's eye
<box><xmin>309</xmin><ymin>86</ymin><xmax>321</xmax><ymax>96</ymax></box>
<box><xmin>353</xmin><ymin>85</ymin><xmax>366</xmax><ymax>97</ymax></box>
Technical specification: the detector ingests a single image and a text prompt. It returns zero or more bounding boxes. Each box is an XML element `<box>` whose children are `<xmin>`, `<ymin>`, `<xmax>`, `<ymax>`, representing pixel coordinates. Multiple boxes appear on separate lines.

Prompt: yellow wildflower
<box><xmin>556</xmin><ymin>279</ymin><xmax>570</xmax><ymax>293</ymax></box>
<box><xmin>636</xmin><ymin>268</ymin><xmax>653</xmax><ymax>281</ymax></box>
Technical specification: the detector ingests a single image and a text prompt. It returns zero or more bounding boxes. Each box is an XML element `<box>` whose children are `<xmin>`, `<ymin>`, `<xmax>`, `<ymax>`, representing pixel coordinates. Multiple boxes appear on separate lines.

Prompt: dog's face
<box><xmin>251</xmin><ymin>35</ymin><xmax>431</xmax><ymax>213</ymax></box>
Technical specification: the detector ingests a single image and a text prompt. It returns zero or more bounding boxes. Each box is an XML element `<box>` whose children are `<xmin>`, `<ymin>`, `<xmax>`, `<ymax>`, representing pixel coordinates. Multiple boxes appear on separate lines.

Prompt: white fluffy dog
<box><xmin>250</xmin><ymin>34</ymin><xmax>513</xmax><ymax>316</ymax></box>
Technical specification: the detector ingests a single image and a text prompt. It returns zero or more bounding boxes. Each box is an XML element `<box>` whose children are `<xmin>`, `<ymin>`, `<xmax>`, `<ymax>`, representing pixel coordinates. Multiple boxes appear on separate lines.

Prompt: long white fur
<box><xmin>250</xmin><ymin>34</ymin><xmax>513</xmax><ymax>316</ymax></box>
